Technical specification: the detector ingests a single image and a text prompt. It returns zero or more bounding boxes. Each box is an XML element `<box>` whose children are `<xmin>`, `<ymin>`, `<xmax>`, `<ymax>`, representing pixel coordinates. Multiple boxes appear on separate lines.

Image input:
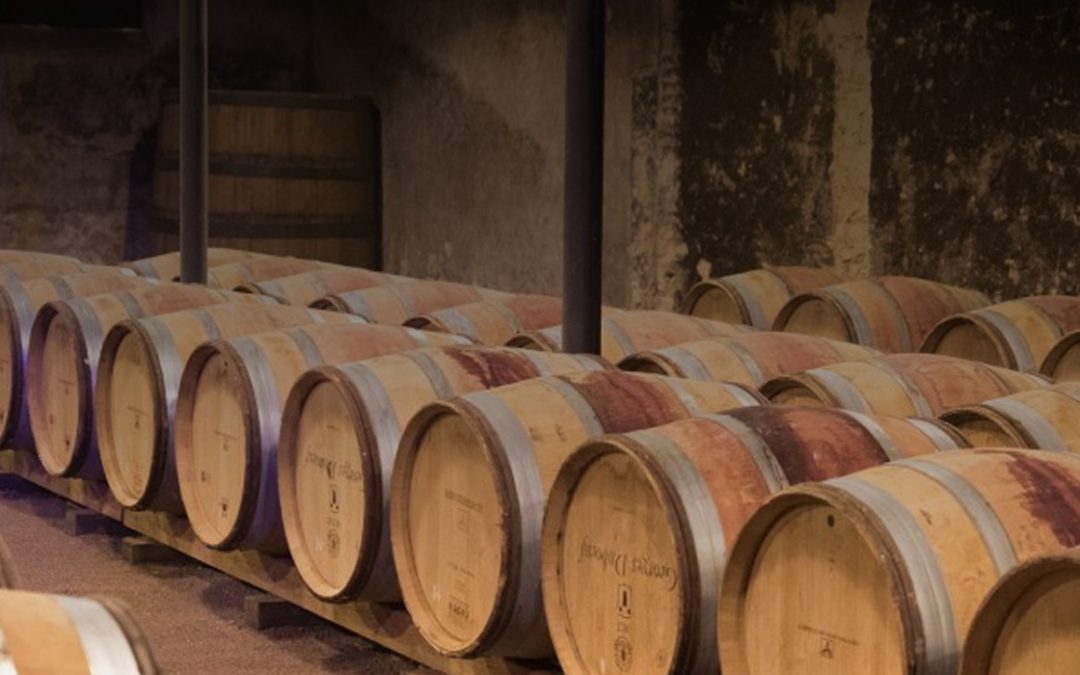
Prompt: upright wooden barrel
<box><xmin>682</xmin><ymin>266</ymin><xmax>843</xmax><ymax>329</ymax></box>
<box><xmin>206</xmin><ymin>257</ymin><xmax>337</xmax><ymax>290</ymax></box>
<box><xmin>96</xmin><ymin>305</ymin><xmax>360</xmax><ymax>514</ymax></box>
<box><xmin>718</xmin><ymin>449</ymin><xmax>1080</xmax><ymax>675</ymax></box>
<box><xmin>390</xmin><ymin>370</ymin><xmax>765</xmax><ymax>658</ymax></box>
<box><xmin>122</xmin><ymin>248</ymin><xmax>262</xmax><ymax>281</ymax></box>
<box><xmin>763</xmin><ymin>353</ymin><xmax>1047</xmax><ymax>418</ymax></box>
<box><xmin>922</xmin><ymin>295</ymin><xmax>1080</xmax><ymax>372</ymax></box>
<box><xmin>961</xmin><ymin>549</ymin><xmax>1080</xmax><ymax>675</ymax></box>
<box><xmin>775</xmin><ymin>276</ymin><xmax>990</xmax><ymax>352</ymax></box>
<box><xmin>404</xmin><ymin>295</ymin><xmax>564</xmax><ymax>345</ymax></box>
<box><xmin>236</xmin><ymin>266</ymin><xmax>400</xmax><ymax>306</ymax></box>
<box><xmin>0</xmin><ymin>590</ymin><xmax>157</xmax><ymax>674</ymax></box>
<box><xmin>0</xmin><ymin>271</ymin><xmax>158</xmax><ymax>449</ymax></box>
<box><xmin>619</xmin><ymin>332</ymin><xmax>879</xmax><ymax>385</ymax></box>
<box><xmin>1040</xmin><ymin>330</ymin><xmax>1080</xmax><ymax>381</ymax></box>
<box><xmin>507</xmin><ymin>310</ymin><xmax>754</xmax><ymax>363</ymax></box>
<box><xmin>25</xmin><ymin>286</ymin><xmax>277</xmax><ymax>479</ymax></box>
<box><xmin>313</xmin><ymin>280</ymin><xmax>506</xmax><ymax>325</ymax></box>
<box><xmin>542</xmin><ymin>407</ymin><xmax>966</xmax><ymax>675</ymax></box>
<box><xmin>152</xmin><ymin>90</ymin><xmax>380</xmax><ymax>267</ymax></box>
<box><xmin>278</xmin><ymin>345</ymin><xmax>608</xmax><ymax>603</ymax></box>
<box><xmin>0</xmin><ymin>250</ymin><xmax>78</xmax><ymax>265</ymax></box>
<box><xmin>174</xmin><ymin>324</ymin><xmax>469</xmax><ymax>553</ymax></box>
<box><xmin>940</xmin><ymin>383</ymin><xmax>1080</xmax><ymax>451</ymax></box>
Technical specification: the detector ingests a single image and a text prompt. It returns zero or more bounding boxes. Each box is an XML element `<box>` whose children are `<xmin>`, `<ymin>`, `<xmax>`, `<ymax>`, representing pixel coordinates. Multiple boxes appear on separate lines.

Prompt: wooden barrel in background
<box><xmin>278</xmin><ymin>345</ymin><xmax>608</xmax><ymax>603</ymax></box>
<box><xmin>542</xmin><ymin>406</ymin><xmax>966</xmax><ymax>675</ymax></box>
<box><xmin>173</xmin><ymin>324</ymin><xmax>469</xmax><ymax>554</ymax></box>
<box><xmin>774</xmin><ymin>276</ymin><xmax>989</xmax><ymax>352</ymax></box>
<box><xmin>122</xmin><ymin>248</ymin><xmax>262</xmax><ymax>281</ymax></box>
<box><xmin>95</xmin><ymin>304</ymin><xmax>361</xmax><ymax>514</ymax></box>
<box><xmin>404</xmin><ymin>295</ymin><xmax>564</xmax><ymax>345</ymax></box>
<box><xmin>682</xmin><ymin>266</ymin><xmax>843</xmax><ymax>329</ymax></box>
<box><xmin>0</xmin><ymin>250</ymin><xmax>79</xmax><ymax>265</ymax></box>
<box><xmin>389</xmin><ymin>370</ymin><xmax>765</xmax><ymax>658</ymax></box>
<box><xmin>940</xmin><ymin>383</ymin><xmax>1080</xmax><ymax>450</ymax></box>
<box><xmin>152</xmin><ymin>90</ymin><xmax>380</xmax><ymax>268</ymax></box>
<box><xmin>1040</xmin><ymin>329</ymin><xmax>1080</xmax><ymax>381</ymax></box>
<box><xmin>618</xmin><ymin>332</ymin><xmax>879</xmax><ymax>386</ymax></box>
<box><xmin>762</xmin><ymin>353</ymin><xmax>1047</xmax><ymax>418</ymax></box>
<box><xmin>313</xmin><ymin>279</ymin><xmax>506</xmax><ymax>325</ymax></box>
<box><xmin>718</xmin><ymin>449</ymin><xmax>1080</xmax><ymax>675</ymax></box>
<box><xmin>236</xmin><ymin>266</ymin><xmax>401</xmax><ymax>306</ymax></box>
<box><xmin>0</xmin><ymin>589</ymin><xmax>158</xmax><ymax>674</ymax></box>
<box><xmin>1</xmin><ymin>259</ymin><xmax>131</xmax><ymax>284</ymax></box>
<box><xmin>961</xmin><ymin>549</ymin><xmax>1080</xmax><ymax>675</ymax></box>
<box><xmin>922</xmin><ymin>295</ymin><xmax>1080</xmax><ymax>371</ymax></box>
<box><xmin>0</xmin><ymin>271</ymin><xmax>159</xmax><ymax>450</ymax></box>
<box><xmin>25</xmin><ymin>286</ymin><xmax>277</xmax><ymax>479</ymax></box>
<box><xmin>206</xmin><ymin>257</ymin><xmax>337</xmax><ymax>290</ymax></box>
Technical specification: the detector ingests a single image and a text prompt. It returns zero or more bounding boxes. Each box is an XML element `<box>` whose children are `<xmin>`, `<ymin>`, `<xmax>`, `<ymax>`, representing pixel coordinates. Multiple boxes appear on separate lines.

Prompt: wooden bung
<box><xmin>122</xmin><ymin>248</ymin><xmax>263</xmax><ymax>281</ymax></box>
<box><xmin>542</xmin><ymin>406</ymin><xmax>966</xmax><ymax>675</ymax></box>
<box><xmin>775</xmin><ymin>276</ymin><xmax>989</xmax><ymax>352</ymax></box>
<box><xmin>313</xmin><ymin>279</ymin><xmax>507</xmax><ymax>325</ymax></box>
<box><xmin>717</xmin><ymin>449</ymin><xmax>1080</xmax><ymax>675</ymax></box>
<box><xmin>25</xmin><ymin>286</ymin><xmax>277</xmax><ymax>479</ymax></box>
<box><xmin>0</xmin><ymin>589</ymin><xmax>158</xmax><ymax>674</ymax></box>
<box><xmin>618</xmin><ymin>331</ymin><xmax>879</xmax><ymax>385</ymax></box>
<box><xmin>206</xmin><ymin>257</ymin><xmax>337</xmax><ymax>290</ymax></box>
<box><xmin>960</xmin><ymin>548</ymin><xmax>1080</xmax><ymax>675</ymax></box>
<box><xmin>762</xmin><ymin>353</ymin><xmax>1048</xmax><ymax>418</ymax></box>
<box><xmin>236</xmin><ymin>266</ymin><xmax>401</xmax><ymax>306</ymax></box>
<box><xmin>1040</xmin><ymin>329</ymin><xmax>1080</xmax><ymax>381</ymax></box>
<box><xmin>174</xmin><ymin>324</ymin><xmax>470</xmax><ymax>554</ymax></box>
<box><xmin>922</xmin><ymin>295</ymin><xmax>1080</xmax><ymax>372</ymax></box>
<box><xmin>0</xmin><ymin>271</ymin><xmax>158</xmax><ymax>450</ymax></box>
<box><xmin>278</xmin><ymin>345</ymin><xmax>608</xmax><ymax>603</ymax></box>
<box><xmin>389</xmin><ymin>370</ymin><xmax>765</xmax><ymax>659</ymax></box>
<box><xmin>682</xmin><ymin>266</ymin><xmax>843</xmax><ymax>329</ymax></box>
<box><xmin>940</xmin><ymin>383</ymin><xmax>1080</xmax><ymax>451</ymax></box>
<box><xmin>95</xmin><ymin>304</ymin><xmax>361</xmax><ymax>514</ymax></box>
<box><xmin>404</xmin><ymin>295</ymin><xmax>564</xmax><ymax>345</ymax></box>
<box><xmin>506</xmin><ymin>310</ymin><xmax>755</xmax><ymax>363</ymax></box>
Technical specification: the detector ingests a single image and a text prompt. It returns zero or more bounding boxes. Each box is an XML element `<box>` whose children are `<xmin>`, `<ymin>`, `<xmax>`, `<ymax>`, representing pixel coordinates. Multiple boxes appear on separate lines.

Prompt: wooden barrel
<box><xmin>775</xmin><ymin>276</ymin><xmax>990</xmax><ymax>352</ymax></box>
<box><xmin>96</xmin><ymin>305</ymin><xmax>361</xmax><ymax>514</ymax></box>
<box><xmin>940</xmin><ymin>383</ymin><xmax>1080</xmax><ymax>450</ymax></box>
<box><xmin>236</xmin><ymin>266</ymin><xmax>401</xmax><ymax>306</ymax></box>
<box><xmin>278</xmin><ymin>345</ymin><xmax>608</xmax><ymax>603</ymax></box>
<box><xmin>922</xmin><ymin>295</ymin><xmax>1080</xmax><ymax>372</ymax></box>
<box><xmin>0</xmin><ymin>250</ymin><xmax>78</xmax><ymax>265</ymax></box>
<box><xmin>25</xmin><ymin>286</ymin><xmax>277</xmax><ymax>479</ymax></box>
<box><xmin>152</xmin><ymin>90</ymin><xmax>380</xmax><ymax>267</ymax></box>
<box><xmin>389</xmin><ymin>370</ymin><xmax>765</xmax><ymax>658</ymax></box>
<box><xmin>507</xmin><ymin>310</ymin><xmax>754</xmax><ymax>363</ymax></box>
<box><xmin>619</xmin><ymin>332</ymin><xmax>879</xmax><ymax>385</ymax></box>
<box><xmin>717</xmin><ymin>449</ymin><xmax>1080</xmax><ymax>675</ymax></box>
<box><xmin>762</xmin><ymin>353</ymin><xmax>1048</xmax><ymax>418</ymax></box>
<box><xmin>1</xmin><ymin>259</ymin><xmax>131</xmax><ymax>284</ymax></box>
<box><xmin>542</xmin><ymin>406</ymin><xmax>966</xmax><ymax>675</ymax></box>
<box><xmin>313</xmin><ymin>280</ymin><xmax>506</xmax><ymax>325</ymax></box>
<box><xmin>404</xmin><ymin>295</ymin><xmax>564</xmax><ymax>345</ymax></box>
<box><xmin>122</xmin><ymin>248</ymin><xmax>263</xmax><ymax>281</ymax></box>
<box><xmin>174</xmin><ymin>324</ymin><xmax>470</xmax><ymax>553</ymax></box>
<box><xmin>0</xmin><ymin>589</ymin><xmax>157</xmax><ymax>674</ymax></box>
<box><xmin>1039</xmin><ymin>329</ymin><xmax>1080</xmax><ymax>381</ymax></box>
<box><xmin>0</xmin><ymin>272</ymin><xmax>159</xmax><ymax>450</ymax></box>
<box><xmin>206</xmin><ymin>257</ymin><xmax>338</xmax><ymax>290</ymax></box>
<box><xmin>961</xmin><ymin>549</ymin><xmax>1080</xmax><ymax>675</ymax></box>
<box><xmin>682</xmin><ymin>266</ymin><xmax>844</xmax><ymax>329</ymax></box>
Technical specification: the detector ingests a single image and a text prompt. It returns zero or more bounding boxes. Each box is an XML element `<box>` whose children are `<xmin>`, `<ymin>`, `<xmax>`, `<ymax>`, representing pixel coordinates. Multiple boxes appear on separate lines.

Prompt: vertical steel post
<box><xmin>179</xmin><ymin>0</ymin><xmax>208</xmax><ymax>284</ymax></box>
<box><xmin>562</xmin><ymin>0</ymin><xmax>605</xmax><ymax>354</ymax></box>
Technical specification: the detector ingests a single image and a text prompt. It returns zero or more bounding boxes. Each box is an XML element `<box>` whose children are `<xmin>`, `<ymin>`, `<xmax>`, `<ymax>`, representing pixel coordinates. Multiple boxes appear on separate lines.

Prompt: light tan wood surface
<box><xmin>238</xmin><ymin>266</ymin><xmax>400</xmax><ymax>306</ymax></box>
<box><xmin>122</xmin><ymin>248</ymin><xmax>263</xmax><ymax>281</ymax></box>
<box><xmin>941</xmin><ymin>382</ymin><xmax>1080</xmax><ymax>451</ymax></box>
<box><xmin>682</xmin><ymin>267</ymin><xmax>843</xmax><ymax>329</ymax></box>
<box><xmin>405</xmin><ymin>295</ymin><xmax>564</xmax><ymax>345</ymax></box>
<box><xmin>315</xmin><ymin>279</ymin><xmax>507</xmax><ymax>325</ymax></box>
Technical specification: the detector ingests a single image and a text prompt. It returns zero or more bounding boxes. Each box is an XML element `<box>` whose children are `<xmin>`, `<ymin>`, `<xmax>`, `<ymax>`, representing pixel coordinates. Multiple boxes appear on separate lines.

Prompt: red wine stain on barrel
<box><xmin>444</xmin><ymin>347</ymin><xmax>538</xmax><ymax>389</ymax></box>
<box><xmin>567</xmin><ymin>372</ymin><xmax>685</xmax><ymax>432</ymax></box>
<box><xmin>1004</xmin><ymin>450</ymin><xmax>1080</xmax><ymax>546</ymax></box>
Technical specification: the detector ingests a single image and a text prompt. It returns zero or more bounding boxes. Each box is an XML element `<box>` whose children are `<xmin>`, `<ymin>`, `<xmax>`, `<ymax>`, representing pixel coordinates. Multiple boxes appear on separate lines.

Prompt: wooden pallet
<box><xmin>0</xmin><ymin>448</ymin><xmax>558</xmax><ymax>675</ymax></box>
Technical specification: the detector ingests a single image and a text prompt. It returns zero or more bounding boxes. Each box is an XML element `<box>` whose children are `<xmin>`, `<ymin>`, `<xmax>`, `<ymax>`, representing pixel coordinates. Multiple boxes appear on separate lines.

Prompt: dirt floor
<box><xmin>0</xmin><ymin>474</ymin><xmax>432</xmax><ymax>674</ymax></box>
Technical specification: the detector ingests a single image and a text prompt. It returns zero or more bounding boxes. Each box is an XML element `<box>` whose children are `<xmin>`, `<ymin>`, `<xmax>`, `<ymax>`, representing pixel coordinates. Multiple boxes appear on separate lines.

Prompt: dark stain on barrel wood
<box><xmin>568</xmin><ymin>372</ymin><xmax>686</xmax><ymax>432</ymax></box>
<box><xmin>1004</xmin><ymin>450</ymin><xmax>1080</xmax><ymax>547</ymax></box>
<box><xmin>444</xmin><ymin>347</ymin><xmax>539</xmax><ymax>389</ymax></box>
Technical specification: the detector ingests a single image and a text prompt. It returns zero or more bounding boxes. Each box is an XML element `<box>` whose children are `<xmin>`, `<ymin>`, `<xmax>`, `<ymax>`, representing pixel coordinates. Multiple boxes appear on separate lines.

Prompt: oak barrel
<box><xmin>236</xmin><ymin>266</ymin><xmax>401</xmax><ymax>306</ymax></box>
<box><xmin>682</xmin><ymin>266</ymin><xmax>843</xmax><ymax>329</ymax></box>
<box><xmin>313</xmin><ymin>279</ymin><xmax>507</xmax><ymax>324</ymax></box>
<box><xmin>389</xmin><ymin>370</ymin><xmax>765</xmax><ymax>658</ymax></box>
<box><xmin>618</xmin><ymin>332</ymin><xmax>879</xmax><ymax>385</ymax></box>
<box><xmin>1</xmin><ymin>259</ymin><xmax>130</xmax><ymax>283</ymax></box>
<box><xmin>174</xmin><ymin>324</ymin><xmax>469</xmax><ymax>553</ymax></box>
<box><xmin>25</xmin><ymin>286</ymin><xmax>277</xmax><ymax>478</ymax></box>
<box><xmin>922</xmin><ymin>295</ymin><xmax>1080</xmax><ymax>372</ymax></box>
<box><xmin>206</xmin><ymin>257</ymin><xmax>338</xmax><ymax>290</ymax></box>
<box><xmin>152</xmin><ymin>90</ymin><xmax>380</xmax><ymax>267</ymax></box>
<box><xmin>0</xmin><ymin>271</ymin><xmax>159</xmax><ymax>449</ymax></box>
<box><xmin>278</xmin><ymin>345</ymin><xmax>607</xmax><ymax>602</ymax></box>
<box><xmin>940</xmin><ymin>383</ymin><xmax>1080</xmax><ymax>451</ymax></box>
<box><xmin>0</xmin><ymin>590</ymin><xmax>157</xmax><ymax>674</ymax></box>
<box><xmin>717</xmin><ymin>449</ymin><xmax>1080</xmax><ymax>675</ymax></box>
<box><xmin>96</xmin><ymin>304</ymin><xmax>360</xmax><ymax>513</ymax></box>
<box><xmin>404</xmin><ymin>295</ymin><xmax>564</xmax><ymax>345</ymax></box>
<box><xmin>542</xmin><ymin>407</ymin><xmax>966</xmax><ymax>675</ymax></box>
<box><xmin>0</xmin><ymin>250</ymin><xmax>78</xmax><ymax>265</ymax></box>
<box><xmin>762</xmin><ymin>353</ymin><xmax>1048</xmax><ymax>418</ymax></box>
<box><xmin>1039</xmin><ymin>329</ymin><xmax>1080</xmax><ymax>381</ymax></box>
<box><xmin>122</xmin><ymin>248</ymin><xmax>262</xmax><ymax>281</ymax></box>
<box><xmin>775</xmin><ymin>276</ymin><xmax>990</xmax><ymax>352</ymax></box>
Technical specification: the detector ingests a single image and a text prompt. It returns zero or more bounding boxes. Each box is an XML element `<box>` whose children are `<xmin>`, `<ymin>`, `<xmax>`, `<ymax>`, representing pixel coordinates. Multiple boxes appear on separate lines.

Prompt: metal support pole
<box><xmin>179</xmin><ymin>0</ymin><xmax>208</xmax><ymax>284</ymax></box>
<box><xmin>562</xmin><ymin>0</ymin><xmax>605</xmax><ymax>354</ymax></box>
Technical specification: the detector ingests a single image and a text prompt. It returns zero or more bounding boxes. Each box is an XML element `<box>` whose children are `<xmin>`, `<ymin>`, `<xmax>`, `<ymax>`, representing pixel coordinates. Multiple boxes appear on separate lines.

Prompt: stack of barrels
<box><xmin>8</xmin><ymin>248</ymin><xmax>1080</xmax><ymax>675</ymax></box>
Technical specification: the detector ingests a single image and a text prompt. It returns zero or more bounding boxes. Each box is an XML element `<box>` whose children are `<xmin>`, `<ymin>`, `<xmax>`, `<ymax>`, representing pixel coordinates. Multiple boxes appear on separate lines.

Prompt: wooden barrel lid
<box><xmin>682</xmin><ymin>281</ymin><xmax>750</xmax><ymax>325</ymax></box>
<box><xmin>1041</xmin><ymin>331</ymin><xmax>1080</xmax><ymax>381</ymax></box>
<box><xmin>774</xmin><ymin>293</ymin><xmax>853</xmax><ymax>343</ymax></box>
<box><xmin>939</xmin><ymin>406</ymin><xmax>1028</xmax><ymax>448</ymax></box>
<box><xmin>923</xmin><ymin>315</ymin><xmax>1013</xmax><ymax>368</ymax></box>
<box><xmin>28</xmin><ymin>304</ymin><xmax>89</xmax><ymax>476</ymax></box>
<box><xmin>759</xmin><ymin>375</ymin><xmax>836</xmax><ymax>409</ymax></box>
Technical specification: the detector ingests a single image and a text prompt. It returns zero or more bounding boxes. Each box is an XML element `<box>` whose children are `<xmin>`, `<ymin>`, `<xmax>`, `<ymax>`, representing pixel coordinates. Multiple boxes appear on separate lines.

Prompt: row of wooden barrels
<box><xmin>5</xmin><ymin>249</ymin><xmax>1080</xmax><ymax>674</ymax></box>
